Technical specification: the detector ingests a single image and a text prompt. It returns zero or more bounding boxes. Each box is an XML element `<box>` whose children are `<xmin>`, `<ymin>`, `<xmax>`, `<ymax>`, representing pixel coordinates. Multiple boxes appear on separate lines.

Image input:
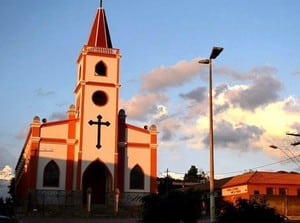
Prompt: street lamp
<box><xmin>270</xmin><ymin>145</ymin><xmax>300</xmax><ymax>169</ymax></box>
<box><xmin>199</xmin><ymin>46</ymin><xmax>223</xmax><ymax>223</ymax></box>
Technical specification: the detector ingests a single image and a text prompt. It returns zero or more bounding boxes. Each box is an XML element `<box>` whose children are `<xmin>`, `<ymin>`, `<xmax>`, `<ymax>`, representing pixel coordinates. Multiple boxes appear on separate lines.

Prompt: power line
<box><xmin>270</xmin><ymin>145</ymin><xmax>300</xmax><ymax>169</ymax></box>
<box><xmin>161</xmin><ymin>156</ymin><xmax>299</xmax><ymax>178</ymax></box>
<box><xmin>218</xmin><ymin>156</ymin><xmax>299</xmax><ymax>176</ymax></box>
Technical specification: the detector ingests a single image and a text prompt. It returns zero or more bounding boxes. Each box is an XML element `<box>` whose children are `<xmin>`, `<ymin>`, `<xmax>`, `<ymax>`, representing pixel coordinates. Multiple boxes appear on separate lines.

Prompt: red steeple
<box><xmin>87</xmin><ymin>6</ymin><xmax>112</xmax><ymax>48</ymax></box>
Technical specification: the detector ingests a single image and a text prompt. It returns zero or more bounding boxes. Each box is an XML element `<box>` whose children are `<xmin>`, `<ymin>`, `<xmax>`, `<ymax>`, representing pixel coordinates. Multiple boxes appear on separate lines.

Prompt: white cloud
<box><xmin>292</xmin><ymin>69</ymin><xmax>300</xmax><ymax>76</ymax></box>
<box><xmin>34</xmin><ymin>88</ymin><xmax>54</xmax><ymax>97</ymax></box>
<box><xmin>49</xmin><ymin>111</ymin><xmax>67</xmax><ymax>121</ymax></box>
<box><xmin>0</xmin><ymin>144</ymin><xmax>19</xmax><ymax>169</ymax></box>
<box><xmin>229</xmin><ymin>74</ymin><xmax>282</xmax><ymax>110</ymax></box>
<box><xmin>180</xmin><ymin>86</ymin><xmax>207</xmax><ymax>103</ymax></box>
<box><xmin>121</xmin><ymin>58</ymin><xmax>300</xmax><ymax>170</ymax></box>
<box><xmin>153</xmin><ymin>105</ymin><xmax>169</xmax><ymax>121</ymax></box>
<box><xmin>141</xmin><ymin>58</ymin><xmax>206</xmax><ymax>91</ymax></box>
<box><xmin>0</xmin><ymin>165</ymin><xmax>14</xmax><ymax>181</ymax></box>
<box><xmin>120</xmin><ymin>93</ymin><xmax>169</xmax><ymax>121</ymax></box>
<box><xmin>16</xmin><ymin>127</ymin><xmax>29</xmax><ymax>140</ymax></box>
<box><xmin>0</xmin><ymin>165</ymin><xmax>13</xmax><ymax>199</ymax></box>
<box><xmin>158</xmin><ymin>117</ymin><xmax>181</xmax><ymax>142</ymax></box>
<box><xmin>216</xmin><ymin>65</ymin><xmax>278</xmax><ymax>81</ymax></box>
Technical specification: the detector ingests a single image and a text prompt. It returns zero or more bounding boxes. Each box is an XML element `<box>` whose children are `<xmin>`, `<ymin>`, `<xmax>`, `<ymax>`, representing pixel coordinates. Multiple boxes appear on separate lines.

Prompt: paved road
<box><xmin>19</xmin><ymin>217</ymin><xmax>212</xmax><ymax>223</ymax></box>
<box><xmin>20</xmin><ymin>217</ymin><xmax>139</xmax><ymax>223</ymax></box>
<box><xmin>18</xmin><ymin>216</ymin><xmax>300</xmax><ymax>223</ymax></box>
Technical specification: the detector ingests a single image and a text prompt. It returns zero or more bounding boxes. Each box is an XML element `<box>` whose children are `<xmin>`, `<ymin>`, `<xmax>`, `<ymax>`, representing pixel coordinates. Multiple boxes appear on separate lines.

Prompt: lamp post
<box><xmin>199</xmin><ymin>46</ymin><xmax>223</xmax><ymax>223</ymax></box>
<box><xmin>270</xmin><ymin>145</ymin><xmax>300</xmax><ymax>168</ymax></box>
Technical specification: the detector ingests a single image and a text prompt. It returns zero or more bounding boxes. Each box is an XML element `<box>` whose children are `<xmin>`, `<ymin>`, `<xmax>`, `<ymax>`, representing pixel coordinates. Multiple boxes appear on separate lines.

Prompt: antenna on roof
<box><xmin>100</xmin><ymin>0</ymin><xmax>103</xmax><ymax>8</ymax></box>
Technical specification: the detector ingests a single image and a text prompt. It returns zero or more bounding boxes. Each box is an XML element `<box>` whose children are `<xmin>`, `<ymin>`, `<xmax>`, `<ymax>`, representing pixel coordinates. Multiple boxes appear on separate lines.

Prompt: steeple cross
<box><xmin>88</xmin><ymin>115</ymin><xmax>110</xmax><ymax>149</ymax></box>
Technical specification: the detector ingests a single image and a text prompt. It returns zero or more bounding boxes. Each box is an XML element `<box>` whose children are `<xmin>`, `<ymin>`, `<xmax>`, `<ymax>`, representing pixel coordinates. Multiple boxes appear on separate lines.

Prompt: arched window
<box><xmin>95</xmin><ymin>61</ymin><xmax>107</xmax><ymax>76</ymax></box>
<box><xmin>43</xmin><ymin>160</ymin><xmax>59</xmax><ymax>187</ymax></box>
<box><xmin>130</xmin><ymin>165</ymin><xmax>144</xmax><ymax>190</ymax></box>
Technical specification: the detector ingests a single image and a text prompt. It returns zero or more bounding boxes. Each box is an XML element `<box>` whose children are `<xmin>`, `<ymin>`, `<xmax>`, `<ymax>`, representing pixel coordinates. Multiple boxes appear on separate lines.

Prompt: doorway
<box><xmin>82</xmin><ymin>160</ymin><xmax>110</xmax><ymax>204</ymax></box>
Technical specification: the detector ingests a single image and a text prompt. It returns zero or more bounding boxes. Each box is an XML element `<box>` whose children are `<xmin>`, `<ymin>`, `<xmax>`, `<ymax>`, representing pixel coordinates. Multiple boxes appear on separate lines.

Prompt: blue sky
<box><xmin>1</xmin><ymin>0</ymin><xmax>300</xmax><ymax>181</ymax></box>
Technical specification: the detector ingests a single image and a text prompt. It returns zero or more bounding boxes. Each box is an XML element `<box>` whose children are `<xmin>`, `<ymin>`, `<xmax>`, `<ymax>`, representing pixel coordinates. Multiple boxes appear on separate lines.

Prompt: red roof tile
<box><xmin>222</xmin><ymin>171</ymin><xmax>300</xmax><ymax>188</ymax></box>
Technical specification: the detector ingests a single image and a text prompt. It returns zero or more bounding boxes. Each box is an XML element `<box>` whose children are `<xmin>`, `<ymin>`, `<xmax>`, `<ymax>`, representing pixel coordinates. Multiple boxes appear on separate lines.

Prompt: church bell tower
<box><xmin>74</xmin><ymin>4</ymin><xmax>121</xmax><ymax>190</ymax></box>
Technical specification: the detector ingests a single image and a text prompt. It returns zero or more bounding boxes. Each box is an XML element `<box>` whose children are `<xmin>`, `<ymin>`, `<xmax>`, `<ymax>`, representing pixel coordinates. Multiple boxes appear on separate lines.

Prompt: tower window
<box><xmin>95</xmin><ymin>61</ymin><xmax>107</xmax><ymax>76</ymax></box>
<box><xmin>43</xmin><ymin>160</ymin><xmax>59</xmax><ymax>187</ymax></box>
<box><xmin>130</xmin><ymin>165</ymin><xmax>144</xmax><ymax>190</ymax></box>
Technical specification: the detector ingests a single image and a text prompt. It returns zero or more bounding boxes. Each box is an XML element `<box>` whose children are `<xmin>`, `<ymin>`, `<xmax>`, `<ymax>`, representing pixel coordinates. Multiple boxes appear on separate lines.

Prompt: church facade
<box><xmin>15</xmin><ymin>5</ymin><xmax>158</xmax><ymax>210</ymax></box>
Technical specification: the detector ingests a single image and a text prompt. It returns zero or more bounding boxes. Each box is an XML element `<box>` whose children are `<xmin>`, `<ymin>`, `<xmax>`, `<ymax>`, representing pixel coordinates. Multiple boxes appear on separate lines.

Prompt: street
<box><xmin>18</xmin><ymin>216</ymin><xmax>300</xmax><ymax>223</ymax></box>
<box><xmin>19</xmin><ymin>216</ymin><xmax>213</xmax><ymax>223</ymax></box>
<box><xmin>20</xmin><ymin>217</ymin><xmax>138</xmax><ymax>223</ymax></box>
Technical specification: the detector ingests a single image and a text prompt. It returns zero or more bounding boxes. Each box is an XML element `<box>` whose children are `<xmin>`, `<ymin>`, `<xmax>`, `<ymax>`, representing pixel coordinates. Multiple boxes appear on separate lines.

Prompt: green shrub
<box><xmin>141</xmin><ymin>190</ymin><xmax>202</xmax><ymax>223</ymax></box>
<box><xmin>218</xmin><ymin>199</ymin><xmax>284</xmax><ymax>223</ymax></box>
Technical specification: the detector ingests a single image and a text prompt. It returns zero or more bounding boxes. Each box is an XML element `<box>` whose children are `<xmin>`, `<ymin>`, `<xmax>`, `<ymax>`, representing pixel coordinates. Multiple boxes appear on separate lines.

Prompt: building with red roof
<box><xmin>222</xmin><ymin>171</ymin><xmax>300</xmax><ymax>219</ymax></box>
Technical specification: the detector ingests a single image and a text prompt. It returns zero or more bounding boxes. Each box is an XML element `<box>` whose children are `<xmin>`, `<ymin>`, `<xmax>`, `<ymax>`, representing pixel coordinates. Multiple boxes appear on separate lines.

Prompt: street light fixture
<box><xmin>199</xmin><ymin>46</ymin><xmax>223</xmax><ymax>223</ymax></box>
<box><xmin>270</xmin><ymin>145</ymin><xmax>300</xmax><ymax>169</ymax></box>
<box><xmin>286</xmin><ymin>132</ymin><xmax>300</xmax><ymax>146</ymax></box>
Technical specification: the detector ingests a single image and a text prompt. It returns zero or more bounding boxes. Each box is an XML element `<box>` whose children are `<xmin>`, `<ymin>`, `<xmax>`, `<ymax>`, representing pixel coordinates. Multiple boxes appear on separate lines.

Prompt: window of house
<box><xmin>95</xmin><ymin>61</ymin><xmax>107</xmax><ymax>76</ymax></box>
<box><xmin>43</xmin><ymin>160</ymin><xmax>59</xmax><ymax>187</ymax></box>
<box><xmin>254</xmin><ymin>190</ymin><xmax>260</xmax><ymax>195</ymax></box>
<box><xmin>279</xmin><ymin>188</ymin><xmax>287</xmax><ymax>195</ymax></box>
<box><xmin>130</xmin><ymin>165</ymin><xmax>144</xmax><ymax>190</ymax></box>
<box><xmin>266</xmin><ymin>187</ymin><xmax>274</xmax><ymax>195</ymax></box>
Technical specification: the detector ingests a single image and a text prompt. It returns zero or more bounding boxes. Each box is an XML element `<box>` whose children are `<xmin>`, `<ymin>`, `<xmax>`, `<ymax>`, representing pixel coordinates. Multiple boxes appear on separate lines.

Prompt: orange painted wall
<box><xmin>248</xmin><ymin>184</ymin><xmax>300</xmax><ymax>196</ymax></box>
<box><xmin>223</xmin><ymin>183</ymin><xmax>300</xmax><ymax>203</ymax></box>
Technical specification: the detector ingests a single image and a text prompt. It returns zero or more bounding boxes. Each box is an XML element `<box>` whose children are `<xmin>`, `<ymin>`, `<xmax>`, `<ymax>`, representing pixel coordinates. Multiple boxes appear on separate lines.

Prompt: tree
<box><xmin>157</xmin><ymin>176</ymin><xmax>173</xmax><ymax>195</ymax></box>
<box><xmin>218</xmin><ymin>199</ymin><xmax>285</xmax><ymax>223</ymax></box>
<box><xmin>141</xmin><ymin>189</ymin><xmax>203</xmax><ymax>223</ymax></box>
<box><xmin>184</xmin><ymin>165</ymin><xmax>208</xmax><ymax>183</ymax></box>
<box><xmin>8</xmin><ymin>177</ymin><xmax>16</xmax><ymax>204</ymax></box>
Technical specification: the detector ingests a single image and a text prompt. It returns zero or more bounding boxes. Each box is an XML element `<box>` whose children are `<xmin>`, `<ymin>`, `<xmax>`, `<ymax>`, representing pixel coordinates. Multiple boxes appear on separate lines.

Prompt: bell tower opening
<box><xmin>95</xmin><ymin>61</ymin><xmax>107</xmax><ymax>76</ymax></box>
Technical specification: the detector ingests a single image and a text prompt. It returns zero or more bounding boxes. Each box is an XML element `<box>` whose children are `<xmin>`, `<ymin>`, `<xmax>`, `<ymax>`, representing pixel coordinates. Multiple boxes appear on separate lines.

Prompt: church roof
<box><xmin>87</xmin><ymin>6</ymin><xmax>112</xmax><ymax>48</ymax></box>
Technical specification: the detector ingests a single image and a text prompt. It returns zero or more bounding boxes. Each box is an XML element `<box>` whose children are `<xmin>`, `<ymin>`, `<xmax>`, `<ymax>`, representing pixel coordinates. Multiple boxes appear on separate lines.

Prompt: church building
<box><xmin>15</xmin><ymin>4</ymin><xmax>158</xmax><ymax>211</ymax></box>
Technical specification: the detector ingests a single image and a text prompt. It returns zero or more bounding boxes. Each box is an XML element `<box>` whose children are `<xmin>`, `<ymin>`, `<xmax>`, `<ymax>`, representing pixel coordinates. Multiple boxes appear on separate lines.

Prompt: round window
<box><xmin>92</xmin><ymin>91</ymin><xmax>108</xmax><ymax>106</ymax></box>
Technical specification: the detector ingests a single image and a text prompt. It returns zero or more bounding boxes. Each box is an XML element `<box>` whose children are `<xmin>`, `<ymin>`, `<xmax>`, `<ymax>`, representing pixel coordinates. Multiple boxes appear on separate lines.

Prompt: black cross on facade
<box><xmin>88</xmin><ymin>115</ymin><xmax>110</xmax><ymax>149</ymax></box>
